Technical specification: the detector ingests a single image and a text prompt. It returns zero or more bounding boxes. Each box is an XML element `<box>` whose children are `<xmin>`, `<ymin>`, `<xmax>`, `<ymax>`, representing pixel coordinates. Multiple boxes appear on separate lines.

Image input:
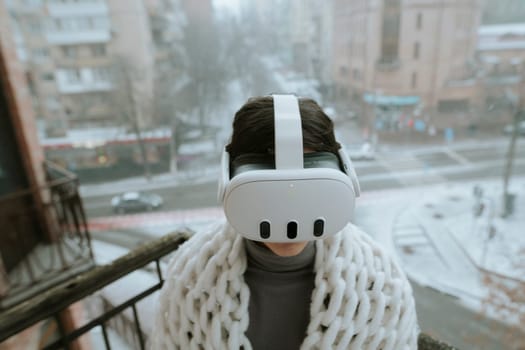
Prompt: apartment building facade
<box><xmin>330</xmin><ymin>0</ymin><xmax>482</xmax><ymax>128</ymax></box>
<box><xmin>286</xmin><ymin>0</ymin><xmax>525</xmax><ymax>133</ymax></box>
<box><xmin>477</xmin><ymin>23</ymin><xmax>525</xmax><ymax>109</ymax></box>
<box><xmin>6</xmin><ymin>0</ymin><xmax>157</xmax><ymax>137</ymax></box>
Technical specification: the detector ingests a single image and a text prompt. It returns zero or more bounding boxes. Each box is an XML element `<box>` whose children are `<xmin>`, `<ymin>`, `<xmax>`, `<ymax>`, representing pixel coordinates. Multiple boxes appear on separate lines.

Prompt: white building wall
<box><xmin>46</xmin><ymin>0</ymin><xmax>111</xmax><ymax>45</ymax></box>
<box><xmin>56</xmin><ymin>67</ymin><xmax>112</xmax><ymax>94</ymax></box>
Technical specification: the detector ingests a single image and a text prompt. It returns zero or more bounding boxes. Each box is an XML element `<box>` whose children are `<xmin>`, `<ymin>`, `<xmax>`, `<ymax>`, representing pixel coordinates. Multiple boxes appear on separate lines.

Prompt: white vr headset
<box><xmin>218</xmin><ymin>94</ymin><xmax>360</xmax><ymax>242</ymax></box>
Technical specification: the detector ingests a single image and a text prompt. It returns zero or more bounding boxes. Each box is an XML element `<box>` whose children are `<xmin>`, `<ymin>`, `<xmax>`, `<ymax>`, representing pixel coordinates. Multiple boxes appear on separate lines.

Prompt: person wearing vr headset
<box><xmin>151</xmin><ymin>95</ymin><xmax>419</xmax><ymax>349</ymax></box>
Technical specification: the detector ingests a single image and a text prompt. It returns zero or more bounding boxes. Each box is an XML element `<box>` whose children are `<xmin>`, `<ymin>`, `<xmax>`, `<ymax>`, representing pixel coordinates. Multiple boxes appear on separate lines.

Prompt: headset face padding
<box><xmin>218</xmin><ymin>94</ymin><xmax>361</xmax><ymax>242</ymax></box>
<box><xmin>231</xmin><ymin>152</ymin><xmax>342</xmax><ymax>178</ymax></box>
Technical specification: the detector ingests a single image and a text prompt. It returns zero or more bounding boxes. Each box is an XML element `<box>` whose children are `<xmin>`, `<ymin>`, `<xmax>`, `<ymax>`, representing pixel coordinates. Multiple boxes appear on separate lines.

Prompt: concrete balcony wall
<box><xmin>55</xmin><ymin>68</ymin><xmax>113</xmax><ymax>94</ymax></box>
<box><xmin>46</xmin><ymin>29</ymin><xmax>111</xmax><ymax>46</ymax></box>
<box><xmin>46</xmin><ymin>1</ymin><xmax>111</xmax><ymax>45</ymax></box>
<box><xmin>47</xmin><ymin>1</ymin><xmax>109</xmax><ymax>18</ymax></box>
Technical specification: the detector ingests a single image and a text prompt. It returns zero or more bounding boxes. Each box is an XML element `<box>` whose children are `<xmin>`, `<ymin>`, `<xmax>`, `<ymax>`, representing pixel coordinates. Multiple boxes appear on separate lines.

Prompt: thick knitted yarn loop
<box><xmin>151</xmin><ymin>221</ymin><xmax>418</xmax><ymax>350</ymax></box>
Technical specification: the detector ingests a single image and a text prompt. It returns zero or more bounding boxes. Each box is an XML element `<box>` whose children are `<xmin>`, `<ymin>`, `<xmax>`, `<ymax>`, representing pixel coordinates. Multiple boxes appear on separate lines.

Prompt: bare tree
<box><xmin>111</xmin><ymin>57</ymin><xmax>152</xmax><ymax>180</ymax></box>
<box><xmin>178</xmin><ymin>17</ymin><xmax>229</xmax><ymax>127</ymax></box>
<box><xmin>219</xmin><ymin>16</ymin><xmax>276</xmax><ymax>96</ymax></box>
<box><xmin>480</xmin><ymin>254</ymin><xmax>525</xmax><ymax>348</ymax></box>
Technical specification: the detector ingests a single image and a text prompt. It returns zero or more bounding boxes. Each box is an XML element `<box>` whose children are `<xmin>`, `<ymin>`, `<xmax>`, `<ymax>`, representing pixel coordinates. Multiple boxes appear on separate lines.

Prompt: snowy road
<box><xmin>82</xmin><ymin>140</ymin><xmax>525</xmax><ymax>221</ymax></box>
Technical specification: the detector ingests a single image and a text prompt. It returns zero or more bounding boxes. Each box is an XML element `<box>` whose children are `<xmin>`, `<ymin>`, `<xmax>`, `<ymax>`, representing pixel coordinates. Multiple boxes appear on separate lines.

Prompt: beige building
<box><xmin>477</xmin><ymin>23</ymin><xmax>525</xmax><ymax>109</ymax></box>
<box><xmin>6</xmin><ymin>0</ymin><xmax>158</xmax><ymax>136</ymax></box>
<box><xmin>331</xmin><ymin>0</ymin><xmax>483</xmax><ymax>130</ymax></box>
<box><xmin>5</xmin><ymin>0</ymin><xmax>62</xmax><ymax>135</ymax></box>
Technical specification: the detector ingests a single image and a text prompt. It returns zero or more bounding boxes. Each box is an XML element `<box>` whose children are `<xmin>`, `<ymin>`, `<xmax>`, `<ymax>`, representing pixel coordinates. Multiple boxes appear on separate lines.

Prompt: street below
<box><xmin>82</xmin><ymin>140</ymin><xmax>525</xmax><ymax>219</ymax></box>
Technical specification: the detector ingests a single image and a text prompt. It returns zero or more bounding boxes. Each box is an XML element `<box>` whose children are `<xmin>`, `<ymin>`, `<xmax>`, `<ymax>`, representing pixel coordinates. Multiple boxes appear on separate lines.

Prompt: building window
<box><xmin>91</xmin><ymin>92</ymin><xmax>109</xmax><ymax>104</ymax></box>
<box><xmin>338</xmin><ymin>86</ymin><xmax>348</xmax><ymax>99</ymax></box>
<box><xmin>91</xmin><ymin>44</ymin><xmax>106</xmax><ymax>57</ymax></box>
<box><xmin>92</xmin><ymin>67</ymin><xmax>111</xmax><ymax>82</ymax></box>
<box><xmin>438</xmin><ymin>99</ymin><xmax>469</xmax><ymax>113</ymax></box>
<box><xmin>65</xmin><ymin>69</ymin><xmax>81</xmax><ymax>83</ymax></box>
<box><xmin>75</xmin><ymin>18</ymin><xmax>91</xmax><ymax>30</ymax></box>
<box><xmin>456</xmin><ymin>13</ymin><xmax>463</xmax><ymax>29</ymax></box>
<box><xmin>413</xmin><ymin>42</ymin><xmax>420</xmax><ymax>60</ymax></box>
<box><xmin>54</xmin><ymin>18</ymin><xmax>75</xmax><ymax>31</ymax></box>
<box><xmin>46</xmin><ymin>97</ymin><xmax>61</xmax><ymax>111</ymax></box>
<box><xmin>61</xmin><ymin>45</ymin><xmax>77</xmax><ymax>58</ymax></box>
<box><xmin>27</xmin><ymin>20</ymin><xmax>42</xmax><ymax>34</ymax></box>
<box><xmin>32</xmin><ymin>48</ymin><xmax>49</xmax><ymax>61</ymax></box>
<box><xmin>26</xmin><ymin>72</ymin><xmax>36</xmax><ymax>96</ymax></box>
<box><xmin>41</xmin><ymin>72</ymin><xmax>54</xmax><ymax>81</ymax></box>
<box><xmin>411</xmin><ymin>72</ymin><xmax>417</xmax><ymax>89</ymax></box>
<box><xmin>352</xmin><ymin>68</ymin><xmax>361</xmax><ymax>80</ymax></box>
<box><xmin>53</xmin><ymin>19</ymin><xmax>63</xmax><ymax>30</ymax></box>
<box><xmin>92</xmin><ymin>17</ymin><xmax>110</xmax><ymax>30</ymax></box>
<box><xmin>379</xmin><ymin>0</ymin><xmax>401</xmax><ymax>63</ymax></box>
<box><xmin>416</xmin><ymin>13</ymin><xmax>422</xmax><ymax>30</ymax></box>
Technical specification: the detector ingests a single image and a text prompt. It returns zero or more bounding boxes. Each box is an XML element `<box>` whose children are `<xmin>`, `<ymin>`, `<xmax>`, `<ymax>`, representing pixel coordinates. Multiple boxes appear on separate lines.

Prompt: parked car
<box><xmin>111</xmin><ymin>191</ymin><xmax>163</xmax><ymax>213</ymax></box>
<box><xmin>503</xmin><ymin>121</ymin><xmax>525</xmax><ymax>136</ymax></box>
<box><xmin>347</xmin><ymin>142</ymin><xmax>376</xmax><ymax>161</ymax></box>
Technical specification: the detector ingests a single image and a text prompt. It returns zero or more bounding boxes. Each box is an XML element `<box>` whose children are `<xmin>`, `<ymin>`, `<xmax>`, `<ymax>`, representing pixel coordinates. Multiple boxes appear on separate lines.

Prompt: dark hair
<box><xmin>225</xmin><ymin>96</ymin><xmax>340</xmax><ymax>161</ymax></box>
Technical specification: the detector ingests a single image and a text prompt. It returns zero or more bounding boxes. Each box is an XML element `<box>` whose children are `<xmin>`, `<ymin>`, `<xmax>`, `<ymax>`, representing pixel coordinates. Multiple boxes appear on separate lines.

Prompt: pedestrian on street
<box><xmin>151</xmin><ymin>95</ymin><xmax>419</xmax><ymax>349</ymax></box>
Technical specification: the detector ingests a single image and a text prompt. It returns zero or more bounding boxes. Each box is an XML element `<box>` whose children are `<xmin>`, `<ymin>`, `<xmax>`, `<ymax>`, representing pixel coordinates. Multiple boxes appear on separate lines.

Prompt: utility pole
<box><xmin>501</xmin><ymin>74</ymin><xmax>524</xmax><ymax>217</ymax></box>
<box><xmin>501</xmin><ymin>110</ymin><xmax>523</xmax><ymax>217</ymax></box>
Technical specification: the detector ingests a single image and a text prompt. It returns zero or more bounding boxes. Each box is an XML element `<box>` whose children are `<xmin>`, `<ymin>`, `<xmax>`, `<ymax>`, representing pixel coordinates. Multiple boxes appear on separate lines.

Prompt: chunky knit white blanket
<box><xmin>151</xmin><ymin>221</ymin><xmax>418</xmax><ymax>349</ymax></box>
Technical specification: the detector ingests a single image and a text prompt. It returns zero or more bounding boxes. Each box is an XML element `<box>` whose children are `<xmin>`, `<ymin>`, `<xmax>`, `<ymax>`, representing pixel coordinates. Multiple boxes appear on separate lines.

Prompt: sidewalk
<box><xmin>79</xmin><ymin>165</ymin><xmax>220</xmax><ymax>198</ymax></box>
<box><xmin>392</xmin><ymin>176</ymin><xmax>525</xmax><ymax>304</ymax></box>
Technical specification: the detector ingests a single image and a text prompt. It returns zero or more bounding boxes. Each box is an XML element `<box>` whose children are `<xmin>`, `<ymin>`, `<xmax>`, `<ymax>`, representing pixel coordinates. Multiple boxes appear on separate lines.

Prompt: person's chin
<box><xmin>263</xmin><ymin>242</ymin><xmax>308</xmax><ymax>257</ymax></box>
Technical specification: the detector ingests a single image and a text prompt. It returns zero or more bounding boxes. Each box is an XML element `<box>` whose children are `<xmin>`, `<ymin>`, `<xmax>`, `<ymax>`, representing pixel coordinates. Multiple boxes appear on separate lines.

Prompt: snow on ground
<box><xmin>83</xmin><ymin>174</ymin><xmax>525</xmax><ymax>348</ymax></box>
<box><xmin>391</xmin><ymin>177</ymin><xmax>525</xmax><ymax>327</ymax></box>
<box><xmin>89</xmin><ymin>240</ymin><xmax>167</xmax><ymax>341</ymax></box>
<box><xmin>88</xmin><ymin>175</ymin><xmax>525</xmax><ymax>305</ymax></box>
<box><xmin>446</xmin><ymin>181</ymin><xmax>525</xmax><ymax>281</ymax></box>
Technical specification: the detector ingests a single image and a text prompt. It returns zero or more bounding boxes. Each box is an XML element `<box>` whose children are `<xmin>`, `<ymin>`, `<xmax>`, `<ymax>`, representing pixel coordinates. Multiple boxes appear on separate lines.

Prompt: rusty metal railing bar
<box><xmin>0</xmin><ymin>231</ymin><xmax>190</xmax><ymax>342</ymax></box>
<box><xmin>44</xmin><ymin>282</ymin><xmax>163</xmax><ymax>350</ymax></box>
<box><xmin>0</xmin><ymin>162</ymin><xmax>76</xmax><ymax>204</ymax></box>
<box><xmin>54</xmin><ymin>313</ymin><xmax>69</xmax><ymax>350</ymax></box>
<box><xmin>132</xmin><ymin>303</ymin><xmax>145</xmax><ymax>350</ymax></box>
<box><xmin>155</xmin><ymin>259</ymin><xmax>163</xmax><ymax>282</ymax></box>
<box><xmin>101</xmin><ymin>322</ymin><xmax>111</xmax><ymax>350</ymax></box>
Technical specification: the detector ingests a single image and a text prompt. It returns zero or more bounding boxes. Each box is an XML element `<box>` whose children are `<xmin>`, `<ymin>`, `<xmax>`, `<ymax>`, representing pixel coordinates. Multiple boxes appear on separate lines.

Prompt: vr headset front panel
<box><xmin>223</xmin><ymin>169</ymin><xmax>356</xmax><ymax>242</ymax></box>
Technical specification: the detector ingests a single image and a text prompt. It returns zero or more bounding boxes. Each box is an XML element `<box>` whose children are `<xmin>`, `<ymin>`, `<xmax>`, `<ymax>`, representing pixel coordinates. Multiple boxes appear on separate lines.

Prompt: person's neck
<box><xmin>244</xmin><ymin>239</ymin><xmax>315</xmax><ymax>272</ymax></box>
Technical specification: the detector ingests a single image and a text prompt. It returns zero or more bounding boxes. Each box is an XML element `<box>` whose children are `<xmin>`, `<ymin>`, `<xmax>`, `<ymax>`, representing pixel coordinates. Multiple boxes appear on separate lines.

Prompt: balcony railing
<box><xmin>0</xmin><ymin>231</ymin><xmax>190</xmax><ymax>348</ymax></box>
<box><xmin>0</xmin><ymin>161</ymin><xmax>95</xmax><ymax>310</ymax></box>
<box><xmin>0</xmin><ymin>229</ymin><xmax>455</xmax><ymax>349</ymax></box>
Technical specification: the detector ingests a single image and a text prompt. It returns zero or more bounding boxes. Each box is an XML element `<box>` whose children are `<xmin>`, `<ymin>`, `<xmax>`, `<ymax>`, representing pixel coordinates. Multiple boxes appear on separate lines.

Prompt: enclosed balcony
<box><xmin>0</xmin><ymin>161</ymin><xmax>95</xmax><ymax>310</ymax></box>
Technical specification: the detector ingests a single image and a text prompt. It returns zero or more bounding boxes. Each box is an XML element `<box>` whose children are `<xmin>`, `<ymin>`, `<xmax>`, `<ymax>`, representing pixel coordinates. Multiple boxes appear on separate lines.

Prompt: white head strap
<box><xmin>273</xmin><ymin>94</ymin><xmax>303</xmax><ymax>169</ymax></box>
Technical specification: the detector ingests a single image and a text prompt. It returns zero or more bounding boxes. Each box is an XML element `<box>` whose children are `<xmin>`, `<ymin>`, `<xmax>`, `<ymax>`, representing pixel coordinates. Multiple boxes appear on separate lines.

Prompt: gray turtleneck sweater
<box><xmin>244</xmin><ymin>240</ymin><xmax>316</xmax><ymax>350</ymax></box>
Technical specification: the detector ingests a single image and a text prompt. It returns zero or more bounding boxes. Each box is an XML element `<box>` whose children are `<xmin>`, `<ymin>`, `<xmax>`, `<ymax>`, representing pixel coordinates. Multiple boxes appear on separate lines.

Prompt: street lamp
<box><xmin>501</xmin><ymin>89</ymin><xmax>524</xmax><ymax>217</ymax></box>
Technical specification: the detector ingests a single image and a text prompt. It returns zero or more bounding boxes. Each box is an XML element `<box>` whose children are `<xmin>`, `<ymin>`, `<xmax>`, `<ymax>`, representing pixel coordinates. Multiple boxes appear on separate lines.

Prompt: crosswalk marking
<box><xmin>374</xmin><ymin>153</ymin><xmax>446</xmax><ymax>186</ymax></box>
<box><xmin>443</xmin><ymin>148</ymin><xmax>471</xmax><ymax>166</ymax></box>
